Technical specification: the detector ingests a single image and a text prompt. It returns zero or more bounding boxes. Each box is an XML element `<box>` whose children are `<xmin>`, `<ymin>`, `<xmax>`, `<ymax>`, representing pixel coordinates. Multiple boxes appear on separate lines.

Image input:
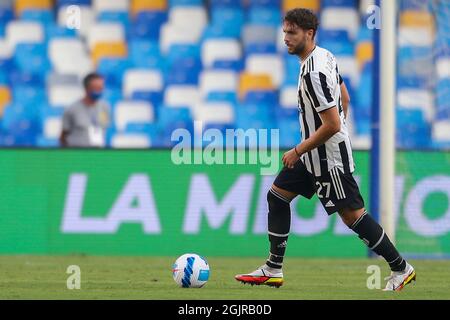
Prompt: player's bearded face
<box><xmin>283</xmin><ymin>22</ymin><xmax>307</xmax><ymax>56</ymax></box>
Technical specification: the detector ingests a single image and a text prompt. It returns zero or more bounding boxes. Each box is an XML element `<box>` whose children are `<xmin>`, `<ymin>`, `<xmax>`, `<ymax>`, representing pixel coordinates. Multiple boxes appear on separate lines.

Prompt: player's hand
<box><xmin>282</xmin><ymin>147</ymin><xmax>301</xmax><ymax>169</ymax></box>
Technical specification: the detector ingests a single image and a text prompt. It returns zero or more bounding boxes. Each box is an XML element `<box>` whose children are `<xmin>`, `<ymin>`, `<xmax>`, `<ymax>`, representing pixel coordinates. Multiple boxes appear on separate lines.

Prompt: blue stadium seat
<box><xmin>244</xmin><ymin>43</ymin><xmax>277</xmax><ymax>55</ymax></box>
<box><xmin>202</xmin><ymin>24</ymin><xmax>242</xmax><ymax>39</ymax></box>
<box><xmin>249</xmin><ymin>0</ymin><xmax>280</xmax><ymax>8</ymax></box>
<box><xmin>436</xmin><ymin>79</ymin><xmax>450</xmax><ymax>121</ymax></box>
<box><xmin>211</xmin><ymin>7</ymin><xmax>244</xmax><ymax>31</ymax></box>
<box><xmin>97</xmin><ymin>57</ymin><xmax>132</xmax><ymax>88</ymax></box>
<box><xmin>396</xmin><ymin>108</ymin><xmax>431</xmax><ymax>149</ymax></box>
<box><xmin>8</xmin><ymin>70</ymin><xmax>45</xmax><ymax>87</ymax></box>
<box><xmin>130</xmin><ymin>11</ymin><xmax>168</xmax><ymax>40</ymax></box>
<box><xmin>244</xmin><ymin>90</ymin><xmax>278</xmax><ymax>105</ymax></box>
<box><xmin>212</xmin><ymin>59</ymin><xmax>245</xmax><ymax>72</ymax></box>
<box><xmin>12</xmin><ymin>85</ymin><xmax>46</xmax><ymax>105</ymax></box>
<box><xmin>235</xmin><ymin>103</ymin><xmax>274</xmax><ymax>130</ymax></box>
<box><xmin>45</xmin><ymin>23</ymin><xmax>77</xmax><ymax>38</ymax></box>
<box><xmin>20</xmin><ymin>10</ymin><xmax>54</xmax><ymax>25</ymax></box>
<box><xmin>14</xmin><ymin>43</ymin><xmax>51</xmax><ymax>76</ymax></box>
<box><xmin>132</xmin><ymin>91</ymin><xmax>163</xmax><ymax>111</ymax></box>
<box><xmin>209</xmin><ymin>0</ymin><xmax>243</xmax><ymax>8</ymax></box>
<box><xmin>0</xmin><ymin>6</ymin><xmax>13</xmax><ymax>25</ymax></box>
<box><xmin>206</xmin><ymin>91</ymin><xmax>238</xmax><ymax>104</ymax></box>
<box><xmin>98</xmin><ymin>11</ymin><xmax>130</xmax><ymax>30</ymax></box>
<box><xmin>169</xmin><ymin>0</ymin><xmax>203</xmax><ymax>6</ymax></box>
<box><xmin>166</xmin><ymin>44</ymin><xmax>200</xmax><ymax>64</ymax></box>
<box><xmin>248</xmin><ymin>7</ymin><xmax>281</xmax><ymax>27</ymax></box>
<box><xmin>56</xmin><ymin>0</ymin><xmax>91</xmax><ymax>8</ymax></box>
<box><xmin>129</xmin><ymin>40</ymin><xmax>166</xmax><ymax>70</ymax></box>
<box><xmin>155</xmin><ymin>106</ymin><xmax>193</xmax><ymax>147</ymax></box>
<box><xmin>277</xmin><ymin>118</ymin><xmax>301</xmax><ymax>148</ymax></box>
<box><xmin>166</xmin><ymin>68</ymin><xmax>199</xmax><ymax>85</ymax></box>
<box><xmin>318</xmin><ymin>29</ymin><xmax>351</xmax><ymax>43</ymax></box>
<box><xmin>275</xmin><ymin>107</ymin><xmax>298</xmax><ymax>121</ymax></box>
<box><xmin>321</xmin><ymin>0</ymin><xmax>357</xmax><ymax>8</ymax></box>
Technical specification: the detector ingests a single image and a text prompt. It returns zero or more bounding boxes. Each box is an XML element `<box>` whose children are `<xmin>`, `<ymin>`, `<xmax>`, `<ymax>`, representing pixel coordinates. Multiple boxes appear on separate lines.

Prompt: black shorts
<box><xmin>273</xmin><ymin>160</ymin><xmax>365</xmax><ymax>215</ymax></box>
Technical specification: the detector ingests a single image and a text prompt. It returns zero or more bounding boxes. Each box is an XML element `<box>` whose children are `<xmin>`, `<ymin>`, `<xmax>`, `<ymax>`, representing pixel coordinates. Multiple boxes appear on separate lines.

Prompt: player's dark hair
<box><xmin>83</xmin><ymin>72</ymin><xmax>103</xmax><ymax>90</ymax></box>
<box><xmin>283</xmin><ymin>8</ymin><xmax>319</xmax><ymax>39</ymax></box>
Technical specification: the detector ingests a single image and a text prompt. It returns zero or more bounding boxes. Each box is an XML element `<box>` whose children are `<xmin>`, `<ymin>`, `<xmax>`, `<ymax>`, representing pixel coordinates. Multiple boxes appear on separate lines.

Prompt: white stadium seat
<box><xmin>193</xmin><ymin>102</ymin><xmax>235</xmax><ymax>125</ymax></box>
<box><xmin>436</xmin><ymin>58</ymin><xmax>450</xmax><ymax>79</ymax></box>
<box><xmin>44</xmin><ymin>117</ymin><xmax>63</xmax><ymax>139</ymax></box>
<box><xmin>397</xmin><ymin>89</ymin><xmax>435</xmax><ymax>121</ymax></box>
<box><xmin>199</xmin><ymin>70</ymin><xmax>238</xmax><ymax>98</ymax></box>
<box><xmin>111</xmin><ymin>134</ymin><xmax>151</xmax><ymax>148</ymax></box>
<box><xmin>336</xmin><ymin>56</ymin><xmax>359</xmax><ymax>87</ymax></box>
<box><xmin>433</xmin><ymin>121</ymin><xmax>450</xmax><ymax>142</ymax></box>
<box><xmin>160</xmin><ymin>23</ymin><xmax>202</xmax><ymax>54</ymax></box>
<box><xmin>201</xmin><ymin>39</ymin><xmax>242</xmax><ymax>68</ymax></box>
<box><xmin>58</xmin><ymin>5</ymin><xmax>95</xmax><ymax>38</ymax></box>
<box><xmin>0</xmin><ymin>40</ymin><xmax>12</xmax><ymax>59</ymax></box>
<box><xmin>280</xmin><ymin>86</ymin><xmax>299</xmax><ymax>109</ymax></box>
<box><xmin>164</xmin><ymin>85</ymin><xmax>200</xmax><ymax>109</ymax></box>
<box><xmin>48</xmin><ymin>38</ymin><xmax>93</xmax><ymax>78</ymax></box>
<box><xmin>123</xmin><ymin>69</ymin><xmax>164</xmax><ymax>98</ymax></box>
<box><xmin>321</xmin><ymin>8</ymin><xmax>359</xmax><ymax>40</ymax></box>
<box><xmin>6</xmin><ymin>21</ymin><xmax>44</xmax><ymax>49</ymax></box>
<box><xmin>115</xmin><ymin>100</ymin><xmax>154</xmax><ymax>131</ymax></box>
<box><xmin>93</xmin><ymin>0</ymin><xmax>129</xmax><ymax>13</ymax></box>
<box><xmin>398</xmin><ymin>27</ymin><xmax>435</xmax><ymax>47</ymax></box>
<box><xmin>246</xmin><ymin>54</ymin><xmax>284</xmax><ymax>87</ymax></box>
<box><xmin>48</xmin><ymin>84</ymin><xmax>84</xmax><ymax>107</ymax></box>
<box><xmin>169</xmin><ymin>6</ymin><xmax>207</xmax><ymax>33</ymax></box>
<box><xmin>87</xmin><ymin>23</ymin><xmax>125</xmax><ymax>49</ymax></box>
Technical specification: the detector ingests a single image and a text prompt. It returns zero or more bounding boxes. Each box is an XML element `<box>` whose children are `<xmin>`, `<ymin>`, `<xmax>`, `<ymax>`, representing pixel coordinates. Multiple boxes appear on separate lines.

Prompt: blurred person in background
<box><xmin>60</xmin><ymin>73</ymin><xmax>110</xmax><ymax>148</ymax></box>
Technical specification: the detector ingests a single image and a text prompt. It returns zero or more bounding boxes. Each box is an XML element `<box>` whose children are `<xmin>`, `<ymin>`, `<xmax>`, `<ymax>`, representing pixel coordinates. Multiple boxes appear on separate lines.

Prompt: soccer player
<box><xmin>235</xmin><ymin>8</ymin><xmax>416</xmax><ymax>291</ymax></box>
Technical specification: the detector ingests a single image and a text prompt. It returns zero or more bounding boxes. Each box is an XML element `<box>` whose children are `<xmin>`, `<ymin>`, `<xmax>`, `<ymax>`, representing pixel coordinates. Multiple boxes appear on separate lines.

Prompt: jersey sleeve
<box><xmin>303</xmin><ymin>71</ymin><xmax>336</xmax><ymax>113</ymax></box>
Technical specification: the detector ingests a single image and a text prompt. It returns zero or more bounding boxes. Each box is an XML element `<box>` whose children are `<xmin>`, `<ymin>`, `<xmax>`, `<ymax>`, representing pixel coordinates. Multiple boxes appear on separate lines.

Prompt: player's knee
<box><xmin>267</xmin><ymin>188</ymin><xmax>291</xmax><ymax>210</ymax></box>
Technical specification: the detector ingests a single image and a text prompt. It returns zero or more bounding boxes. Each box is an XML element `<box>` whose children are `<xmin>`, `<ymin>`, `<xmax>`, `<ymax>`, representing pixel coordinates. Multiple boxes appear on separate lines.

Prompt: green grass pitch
<box><xmin>0</xmin><ymin>256</ymin><xmax>449</xmax><ymax>300</ymax></box>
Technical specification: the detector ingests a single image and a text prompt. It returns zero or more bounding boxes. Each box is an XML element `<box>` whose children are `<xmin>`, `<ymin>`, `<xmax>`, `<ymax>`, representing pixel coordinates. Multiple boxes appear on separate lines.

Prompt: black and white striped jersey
<box><xmin>297</xmin><ymin>45</ymin><xmax>355</xmax><ymax>177</ymax></box>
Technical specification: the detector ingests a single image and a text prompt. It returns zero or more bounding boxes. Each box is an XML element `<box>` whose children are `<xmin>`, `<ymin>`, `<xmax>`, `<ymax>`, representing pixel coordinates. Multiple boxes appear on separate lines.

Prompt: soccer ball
<box><xmin>172</xmin><ymin>253</ymin><xmax>210</xmax><ymax>288</ymax></box>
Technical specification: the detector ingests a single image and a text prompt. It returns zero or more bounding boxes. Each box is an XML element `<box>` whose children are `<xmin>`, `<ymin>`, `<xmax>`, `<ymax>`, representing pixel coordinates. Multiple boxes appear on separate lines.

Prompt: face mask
<box><xmin>89</xmin><ymin>91</ymin><xmax>103</xmax><ymax>101</ymax></box>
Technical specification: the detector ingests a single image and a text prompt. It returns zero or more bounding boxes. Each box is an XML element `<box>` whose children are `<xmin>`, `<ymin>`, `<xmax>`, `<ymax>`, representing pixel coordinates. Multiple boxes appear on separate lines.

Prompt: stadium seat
<box><xmin>169</xmin><ymin>6</ymin><xmax>207</xmax><ymax>32</ymax></box>
<box><xmin>49</xmin><ymin>38</ymin><xmax>93</xmax><ymax>78</ymax></box>
<box><xmin>212</xmin><ymin>59</ymin><xmax>244</xmax><ymax>72</ymax></box>
<box><xmin>91</xmin><ymin>42</ymin><xmax>127</xmax><ymax>65</ymax></box>
<box><xmin>57</xmin><ymin>4</ymin><xmax>94</xmax><ymax>38</ymax></box>
<box><xmin>277</xmin><ymin>117</ymin><xmax>301</xmax><ymax>148</ymax></box>
<box><xmin>6</xmin><ymin>21</ymin><xmax>44</xmax><ymax>49</ymax></box>
<box><xmin>356</xmin><ymin>41</ymin><xmax>373</xmax><ymax>70</ymax></box>
<box><xmin>398</xmin><ymin>88</ymin><xmax>435</xmax><ymax>122</ymax></box>
<box><xmin>130</xmin><ymin>11</ymin><xmax>168</xmax><ymax>40</ymax></box>
<box><xmin>193</xmin><ymin>102</ymin><xmax>235</xmax><ymax>125</ymax></box>
<box><xmin>248</xmin><ymin>7</ymin><xmax>281</xmax><ymax>27</ymax></box>
<box><xmin>400</xmin><ymin>10</ymin><xmax>434</xmax><ymax>28</ymax></box>
<box><xmin>206</xmin><ymin>91</ymin><xmax>238</xmax><ymax>104</ymax></box>
<box><xmin>321</xmin><ymin>8</ymin><xmax>360</xmax><ymax>40</ymax></box>
<box><xmin>433</xmin><ymin>121</ymin><xmax>450</xmax><ymax>143</ymax></box>
<box><xmin>0</xmin><ymin>86</ymin><xmax>11</xmax><ymax>117</ymax></box>
<box><xmin>242</xmin><ymin>25</ymin><xmax>277</xmax><ymax>47</ymax></box>
<box><xmin>398</xmin><ymin>26</ymin><xmax>434</xmax><ymax>47</ymax></box>
<box><xmin>43</xmin><ymin>116</ymin><xmax>62</xmax><ymax>140</ymax></box>
<box><xmin>46</xmin><ymin>73</ymin><xmax>79</xmax><ymax>88</ymax></box>
<box><xmin>93</xmin><ymin>0</ymin><xmax>129</xmax><ymax>13</ymax></box>
<box><xmin>123</xmin><ymin>69</ymin><xmax>164</xmax><ymax>98</ymax></box>
<box><xmin>201</xmin><ymin>39</ymin><xmax>242</xmax><ymax>68</ymax></box>
<box><xmin>246</xmin><ymin>54</ymin><xmax>284</xmax><ymax>87</ymax></box>
<box><xmin>396</xmin><ymin>108</ymin><xmax>431</xmax><ymax>148</ymax></box>
<box><xmin>87</xmin><ymin>23</ymin><xmax>125</xmax><ymax>49</ymax></box>
<box><xmin>321</xmin><ymin>0</ymin><xmax>357</xmax><ymax>8</ymax></box>
<box><xmin>15</xmin><ymin>0</ymin><xmax>52</xmax><ymax>16</ymax></box>
<box><xmin>97</xmin><ymin>57</ymin><xmax>132</xmax><ymax>88</ymax></box>
<box><xmin>111</xmin><ymin>133</ymin><xmax>151</xmax><ymax>148</ymax></box>
<box><xmin>14</xmin><ymin>43</ymin><xmax>51</xmax><ymax>75</ymax></box>
<box><xmin>164</xmin><ymin>85</ymin><xmax>200</xmax><ymax>109</ymax></box>
<box><xmin>436</xmin><ymin>56</ymin><xmax>450</xmax><ymax>79</ymax></box>
<box><xmin>115</xmin><ymin>100</ymin><xmax>155</xmax><ymax>131</ymax></box>
<box><xmin>131</xmin><ymin>0</ymin><xmax>168</xmax><ymax>16</ymax></box>
<box><xmin>238</xmin><ymin>73</ymin><xmax>274</xmax><ymax>98</ymax></box>
<box><xmin>199</xmin><ymin>70</ymin><xmax>238</xmax><ymax>98</ymax></box>
<box><xmin>160</xmin><ymin>23</ymin><xmax>202</xmax><ymax>54</ymax></box>
<box><xmin>20</xmin><ymin>9</ymin><xmax>54</xmax><ymax>24</ymax></box>
<box><xmin>279</xmin><ymin>85</ymin><xmax>298</xmax><ymax>109</ymax></box>
<box><xmin>48</xmin><ymin>84</ymin><xmax>84</xmax><ymax>107</ymax></box>
<box><xmin>244</xmin><ymin>90</ymin><xmax>278</xmax><ymax>105</ymax></box>
<box><xmin>282</xmin><ymin>0</ymin><xmax>319</xmax><ymax>13</ymax></box>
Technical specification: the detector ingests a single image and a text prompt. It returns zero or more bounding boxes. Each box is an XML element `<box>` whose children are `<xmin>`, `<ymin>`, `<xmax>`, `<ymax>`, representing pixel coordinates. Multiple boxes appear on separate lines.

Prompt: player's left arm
<box><xmin>282</xmin><ymin>107</ymin><xmax>340</xmax><ymax>168</ymax></box>
<box><xmin>340</xmin><ymin>76</ymin><xmax>350</xmax><ymax>119</ymax></box>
